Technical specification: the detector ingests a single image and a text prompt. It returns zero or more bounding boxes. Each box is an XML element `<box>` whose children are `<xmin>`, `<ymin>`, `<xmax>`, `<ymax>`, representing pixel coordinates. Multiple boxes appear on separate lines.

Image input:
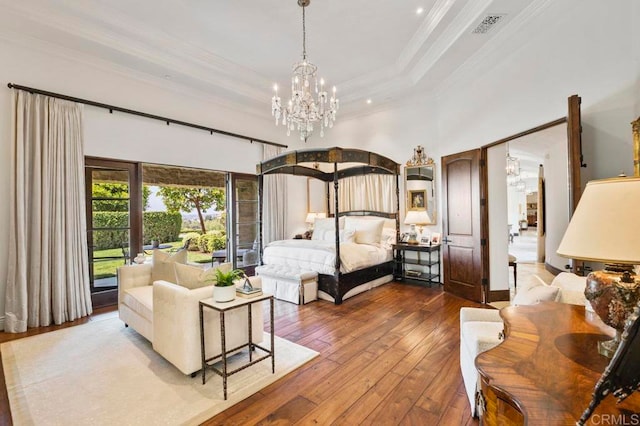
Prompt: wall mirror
<box><xmin>405</xmin><ymin>164</ymin><xmax>436</xmax><ymax>224</ymax></box>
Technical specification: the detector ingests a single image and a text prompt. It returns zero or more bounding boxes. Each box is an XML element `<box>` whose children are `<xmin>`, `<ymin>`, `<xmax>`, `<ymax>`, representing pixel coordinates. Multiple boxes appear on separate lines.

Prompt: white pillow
<box><xmin>174</xmin><ymin>262</ymin><xmax>232</xmax><ymax>290</ymax></box>
<box><xmin>311</xmin><ymin>217</ymin><xmax>346</xmax><ymax>241</ymax></box>
<box><xmin>512</xmin><ymin>284</ymin><xmax>559</xmax><ymax>306</ymax></box>
<box><xmin>344</xmin><ymin>217</ymin><xmax>385</xmax><ymax>245</ymax></box>
<box><xmin>151</xmin><ymin>249</ymin><xmax>188</xmax><ymax>283</ymax></box>
<box><xmin>311</xmin><ymin>228</ymin><xmax>355</xmax><ymax>243</ymax></box>
<box><xmin>340</xmin><ymin>229</ymin><xmax>356</xmax><ymax>243</ymax></box>
<box><xmin>314</xmin><ymin>217</ymin><xmax>344</xmax><ymax>230</ymax></box>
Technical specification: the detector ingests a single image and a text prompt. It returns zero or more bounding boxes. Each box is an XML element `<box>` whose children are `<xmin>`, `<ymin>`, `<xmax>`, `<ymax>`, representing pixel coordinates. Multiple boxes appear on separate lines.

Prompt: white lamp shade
<box><xmin>404</xmin><ymin>210</ymin><xmax>432</xmax><ymax>225</ymax></box>
<box><xmin>305</xmin><ymin>212</ymin><xmax>327</xmax><ymax>223</ymax></box>
<box><xmin>557</xmin><ymin>177</ymin><xmax>640</xmax><ymax>264</ymax></box>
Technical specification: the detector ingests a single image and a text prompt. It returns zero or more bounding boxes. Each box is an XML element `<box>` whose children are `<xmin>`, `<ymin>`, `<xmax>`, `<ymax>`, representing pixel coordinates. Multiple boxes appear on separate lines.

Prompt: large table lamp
<box><xmin>404</xmin><ymin>210</ymin><xmax>432</xmax><ymax>245</ymax></box>
<box><xmin>557</xmin><ymin>176</ymin><xmax>640</xmax><ymax>357</ymax></box>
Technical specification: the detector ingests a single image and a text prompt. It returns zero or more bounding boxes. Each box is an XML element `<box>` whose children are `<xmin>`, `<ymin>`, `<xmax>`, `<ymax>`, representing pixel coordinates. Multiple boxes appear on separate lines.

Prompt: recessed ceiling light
<box><xmin>416</xmin><ymin>7</ymin><xmax>424</xmax><ymax>15</ymax></box>
<box><xmin>164</xmin><ymin>75</ymin><xmax>171</xmax><ymax>79</ymax></box>
<box><xmin>366</xmin><ymin>99</ymin><xmax>372</xmax><ymax>104</ymax></box>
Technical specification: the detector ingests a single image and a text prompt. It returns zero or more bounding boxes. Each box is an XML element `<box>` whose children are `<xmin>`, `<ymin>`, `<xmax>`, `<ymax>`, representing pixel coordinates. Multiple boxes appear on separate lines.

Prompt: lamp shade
<box><xmin>305</xmin><ymin>212</ymin><xmax>326</xmax><ymax>224</ymax></box>
<box><xmin>557</xmin><ymin>177</ymin><xmax>640</xmax><ymax>264</ymax></box>
<box><xmin>404</xmin><ymin>210</ymin><xmax>432</xmax><ymax>225</ymax></box>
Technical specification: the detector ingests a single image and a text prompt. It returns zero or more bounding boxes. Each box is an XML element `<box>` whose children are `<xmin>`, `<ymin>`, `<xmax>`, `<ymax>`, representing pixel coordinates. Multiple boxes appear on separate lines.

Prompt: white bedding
<box><xmin>263</xmin><ymin>239</ymin><xmax>392</xmax><ymax>274</ymax></box>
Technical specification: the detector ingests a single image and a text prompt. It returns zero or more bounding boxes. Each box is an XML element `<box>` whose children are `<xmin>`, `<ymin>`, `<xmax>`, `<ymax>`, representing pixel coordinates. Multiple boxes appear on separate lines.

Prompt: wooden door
<box><xmin>442</xmin><ymin>149</ymin><xmax>483</xmax><ymax>302</ymax></box>
<box><xmin>567</xmin><ymin>94</ymin><xmax>584</xmax><ymax>274</ymax></box>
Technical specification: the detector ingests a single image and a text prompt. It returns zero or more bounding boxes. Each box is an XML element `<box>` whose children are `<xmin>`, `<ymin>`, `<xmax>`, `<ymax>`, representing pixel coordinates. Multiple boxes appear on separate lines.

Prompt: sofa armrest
<box><xmin>117</xmin><ymin>264</ymin><xmax>152</xmax><ymax>307</ymax></box>
<box><xmin>152</xmin><ymin>280</ymin><xmax>210</xmax><ymax>375</ymax></box>
<box><xmin>152</xmin><ymin>281</ymin><xmax>264</xmax><ymax>376</ymax></box>
<box><xmin>460</xmin><ymin>307</ymin><xmax>502</xmax><ymax>326</ymax></box>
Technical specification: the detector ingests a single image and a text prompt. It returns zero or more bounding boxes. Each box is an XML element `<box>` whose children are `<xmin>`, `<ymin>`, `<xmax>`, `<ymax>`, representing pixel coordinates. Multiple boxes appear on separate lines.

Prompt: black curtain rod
<box><xmin>7</xmin><ymin>83</ymin><xmax>287</xmax><ymax>149</ymax></box>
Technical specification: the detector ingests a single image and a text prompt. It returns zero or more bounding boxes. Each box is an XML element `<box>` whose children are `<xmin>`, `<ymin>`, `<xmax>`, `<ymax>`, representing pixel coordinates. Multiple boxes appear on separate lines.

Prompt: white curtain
<box><xmin>330</xmin><ymin>174</ymin><xmax>396</xmax><ymax>213</ymax></box>
<box><xmin>262</xmin><ymin>145</ymin><xmax>287</xmax><ymax>244</ymax></box>
<box><xmin>5</xmin><ymin>90</ymin><xmax>92</xmax><ymax>332</ymax></box>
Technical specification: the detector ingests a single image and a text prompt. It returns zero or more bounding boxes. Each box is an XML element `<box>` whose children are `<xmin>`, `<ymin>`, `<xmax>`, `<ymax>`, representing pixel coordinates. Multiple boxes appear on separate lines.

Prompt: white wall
<box><xmin>543</xmin><ymin>143</ymin><xmax>570</xmax><ymax>271</ymax></box>
<box><xmin>437</xmin><ymin>1</ymin><xmax>638</xmax><ymax>174</ymax></box>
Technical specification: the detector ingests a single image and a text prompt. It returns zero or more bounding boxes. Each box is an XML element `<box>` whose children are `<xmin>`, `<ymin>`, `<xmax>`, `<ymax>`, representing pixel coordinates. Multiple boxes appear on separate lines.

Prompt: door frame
<box><xmin>480</xmin><ymin>95</ymin><xmax>583</xmax><ymax>302</ymax></box>
<box><xmin>85</xmin><ymin>157</ymin><xmax>142</xmax><ymax>308</ymax></box>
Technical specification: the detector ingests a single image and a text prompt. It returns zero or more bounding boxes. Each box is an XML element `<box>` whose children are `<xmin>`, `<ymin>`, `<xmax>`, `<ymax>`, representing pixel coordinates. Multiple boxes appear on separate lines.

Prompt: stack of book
<box><xmin>236</xmin><ymin>287</ymin><xmax>263</xmax><ymax>298</ymax></box>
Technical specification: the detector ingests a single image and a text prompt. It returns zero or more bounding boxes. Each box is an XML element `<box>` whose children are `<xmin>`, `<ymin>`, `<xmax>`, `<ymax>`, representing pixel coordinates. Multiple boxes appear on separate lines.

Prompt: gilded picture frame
<box><xmin>407</xmin><ymin>189</ymin><xmax>427</xmax><ymax>211</ymax></box>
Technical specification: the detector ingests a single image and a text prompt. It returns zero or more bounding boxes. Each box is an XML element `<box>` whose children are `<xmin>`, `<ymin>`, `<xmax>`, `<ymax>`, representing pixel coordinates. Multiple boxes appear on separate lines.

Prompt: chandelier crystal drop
<box><xmin>271</xmin><ymin>0</ymin><xmax>339</xmax><ymax>142</ymax></box>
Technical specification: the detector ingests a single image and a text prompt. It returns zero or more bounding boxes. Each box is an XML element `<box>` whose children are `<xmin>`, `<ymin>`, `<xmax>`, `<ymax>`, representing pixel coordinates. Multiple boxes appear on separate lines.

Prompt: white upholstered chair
<box><xmin>459</xmin><ymin>272</ymin><xmax>588</xmax><ymax>416</ymax></box>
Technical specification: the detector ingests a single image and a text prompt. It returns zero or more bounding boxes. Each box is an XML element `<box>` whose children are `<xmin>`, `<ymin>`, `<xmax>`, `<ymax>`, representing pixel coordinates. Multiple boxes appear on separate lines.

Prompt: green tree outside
<box><xmin>158</xmin><ymin>187</ymin><xmax>225</xmax><ymax>234</ymax></box>
<box><xmin>92</xmin><ymin>183</ymin><xmax>151</xmax><ymax>211</ymax></box>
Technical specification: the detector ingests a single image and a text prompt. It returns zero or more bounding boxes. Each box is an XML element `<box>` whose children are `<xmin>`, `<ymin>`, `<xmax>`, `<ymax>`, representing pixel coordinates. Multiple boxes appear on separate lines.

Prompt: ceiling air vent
<box><xmin>472</xmin><ymin>14</ymin><xmax>505</xmax><ymax>34</ymax></box>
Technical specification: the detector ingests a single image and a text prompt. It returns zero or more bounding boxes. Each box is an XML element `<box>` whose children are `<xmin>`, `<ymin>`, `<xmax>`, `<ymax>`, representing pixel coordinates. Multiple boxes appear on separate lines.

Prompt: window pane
<box><xmin>142</xmin><ymin>164</ymin><xmax>227</xmax><ymax>266</ymax></box>
<box><xmin>92</xmin><ymin>201</ymin><xmax>130</xmax><ymax>228</ymax></box>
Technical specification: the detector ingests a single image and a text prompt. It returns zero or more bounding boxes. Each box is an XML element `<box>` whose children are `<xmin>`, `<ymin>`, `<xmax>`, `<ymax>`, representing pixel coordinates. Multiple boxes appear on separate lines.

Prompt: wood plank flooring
<box><xmin>0</xmin><ymin>283</ymin><xmax>485</xmax><ymax>425</ymax></box>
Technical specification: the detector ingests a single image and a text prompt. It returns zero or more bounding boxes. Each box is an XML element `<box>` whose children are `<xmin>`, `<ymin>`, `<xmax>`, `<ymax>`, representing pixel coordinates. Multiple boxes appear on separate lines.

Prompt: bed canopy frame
<box><xmin>257</xmin><ymin>147</ymin><xmax>400</xmax><ymax>304</ymax></box>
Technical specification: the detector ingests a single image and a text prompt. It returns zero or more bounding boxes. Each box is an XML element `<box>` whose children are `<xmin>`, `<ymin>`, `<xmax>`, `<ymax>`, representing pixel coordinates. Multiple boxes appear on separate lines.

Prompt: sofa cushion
<box><xmin>151</xmin><ymin>249</ymin><xmax>188</xmax><ymax>283</ymax></box>
<box><xmin>512</xmin><ymin>284</ymin><xmax>560</xmax><ymax>306</ymax></box>
<box><xmin>123</xmin><ymin>286</ymin><xmax>153</xmax><ymax>323</ymax></box>
<box><xmin>174</xmin><ymin>262</ymin><xmax>232</xmax><ymax>289</ymax></box>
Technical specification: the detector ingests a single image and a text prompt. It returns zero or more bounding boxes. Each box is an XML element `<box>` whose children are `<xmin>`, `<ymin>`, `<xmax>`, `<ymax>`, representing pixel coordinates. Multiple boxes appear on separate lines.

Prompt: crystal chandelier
<box><xmin>271</xmin><ymin>0</ymin><xmax>339</xmax><ymax>142</ymax></box>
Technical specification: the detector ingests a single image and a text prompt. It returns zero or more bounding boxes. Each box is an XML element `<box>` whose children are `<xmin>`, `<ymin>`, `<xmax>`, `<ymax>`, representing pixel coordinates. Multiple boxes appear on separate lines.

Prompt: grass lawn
<box><xmin>93</xmin><ymin>242</ymin><xmax>214</xmax><ymax>279</ymax></box>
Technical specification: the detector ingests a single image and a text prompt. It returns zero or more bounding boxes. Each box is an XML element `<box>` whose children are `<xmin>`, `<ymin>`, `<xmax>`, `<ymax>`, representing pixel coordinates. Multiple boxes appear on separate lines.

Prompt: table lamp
<box><xmin>404</xmin><ymin>210</ymin><xmax>432</xmax><ymax>245</ymax></box>
<box><xmin>557</xmin><ymin>176</ymin><xmax>640</xmax><ymax>357</ymax></box>
<box><xmin>305</xmin><ymin>212</ymin><xmax>326</xmax><ymax>230</ymax></box>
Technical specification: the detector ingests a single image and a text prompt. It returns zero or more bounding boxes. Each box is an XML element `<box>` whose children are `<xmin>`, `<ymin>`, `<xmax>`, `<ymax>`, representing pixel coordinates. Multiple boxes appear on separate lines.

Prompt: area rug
<box><xmin>1</xmin><ymin>317</ymin><xmax>318</xmax><ymax>425</ymax></box>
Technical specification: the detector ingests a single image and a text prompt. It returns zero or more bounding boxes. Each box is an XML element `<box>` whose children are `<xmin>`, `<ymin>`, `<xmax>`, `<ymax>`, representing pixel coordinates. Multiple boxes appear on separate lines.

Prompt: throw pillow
<box><xmin>151</xmin><ymin>249</ymin><xmax>188</xmax><ymax>283</ymax></box>
<box><xmin>344</xmin><ymin>217</ymin><xmax>385</xmax><ymax>245</ymax></box>
<box><xmin>174</xmin><ymin>262</ymin><xmax>232</xmax><ymax>290</ymax></box>
<box><xmin>512</xmin><ymin>284</ymin><xmax>560</xmax><ymax>306</ymax></box>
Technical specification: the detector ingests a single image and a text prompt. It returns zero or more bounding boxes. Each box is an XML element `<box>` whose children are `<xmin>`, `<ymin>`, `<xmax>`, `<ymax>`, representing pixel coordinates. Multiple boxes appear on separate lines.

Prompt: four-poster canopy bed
<box><xmin>257</xmin><ymin>147</ymin><xmax>400</xmax><ymax>304</ymax></box>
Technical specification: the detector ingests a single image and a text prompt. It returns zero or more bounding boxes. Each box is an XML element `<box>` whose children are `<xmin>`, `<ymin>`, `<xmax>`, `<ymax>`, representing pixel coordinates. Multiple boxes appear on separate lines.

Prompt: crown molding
<box><xmin>434</xmin><ymin>0</ymin><xmax>555</xmax><ymax>97</ymax></box>
<box><xmin>0</xmin><ymin>2</ymin><xmax>272</xmax><ymax>103</ymax></box>
<box><xmin>409</xmin><ymin>0</ymin><xmax>493</xmax><ymax>84</ymax></box>
<box><xmin>396</xmin><ymin>0</ymin><xmax>459</xmax><ymax>71</ymax></box>
<box><xmin>0</xmin><ymin>26</ymin><xmax>273</xmax><ymax>123</ymax></box>
<box><xmin>337</xmin><ymin>0</ymin><xmax>460</xmax><ymax>102</ymax></box>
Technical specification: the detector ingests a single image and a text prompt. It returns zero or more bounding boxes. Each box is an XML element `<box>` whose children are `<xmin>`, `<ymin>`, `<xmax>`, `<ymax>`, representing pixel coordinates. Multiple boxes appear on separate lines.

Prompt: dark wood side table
<box><xmin>392</xmin><ymin>243</ymin><xmax>441</xmax><ymax>285</ymax></box>
<box><xmin>199</xmin><ymin>293</ymin><xmax>274</xmax><ymax>400</ymax></box>
<box><xmin>476</xmin><ymin>302</ymin><xmax>640</xmax><ymax>425</ymax></box>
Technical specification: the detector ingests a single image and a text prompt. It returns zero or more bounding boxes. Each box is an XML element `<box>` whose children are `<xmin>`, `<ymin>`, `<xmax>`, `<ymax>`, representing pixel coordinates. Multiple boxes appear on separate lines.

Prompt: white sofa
<box><xmin>459</xmin><ymin>272</ymin><xmax>588</xmax><ymax>416</ymax></box>
<box><xmin>118</xmin><ymin>263</ymin><xmax>264</xmax><ymax>376</ymax></box>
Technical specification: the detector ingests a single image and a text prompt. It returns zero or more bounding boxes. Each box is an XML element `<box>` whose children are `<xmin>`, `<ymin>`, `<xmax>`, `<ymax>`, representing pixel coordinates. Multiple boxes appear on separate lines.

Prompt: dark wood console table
<box><xmin>476</xmin><ymin>302</ymin><xmax>640</xmax><ymax>425</ymax></box>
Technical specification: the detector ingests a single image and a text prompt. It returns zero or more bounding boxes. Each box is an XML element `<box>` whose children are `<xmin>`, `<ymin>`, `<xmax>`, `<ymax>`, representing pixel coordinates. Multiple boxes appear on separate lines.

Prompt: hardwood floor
<box><xmin>0</xmin><ymin>283</ymin><xmax>485</xmax><ymax>425</ymax></box>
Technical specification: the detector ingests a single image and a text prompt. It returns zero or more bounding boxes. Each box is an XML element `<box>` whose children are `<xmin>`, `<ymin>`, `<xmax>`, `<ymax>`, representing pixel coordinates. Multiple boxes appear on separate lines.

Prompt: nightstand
<box><xmin>393</xmin><ymin>243</ymin><xmax>441</xmax><ymax>285</ymax></box>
